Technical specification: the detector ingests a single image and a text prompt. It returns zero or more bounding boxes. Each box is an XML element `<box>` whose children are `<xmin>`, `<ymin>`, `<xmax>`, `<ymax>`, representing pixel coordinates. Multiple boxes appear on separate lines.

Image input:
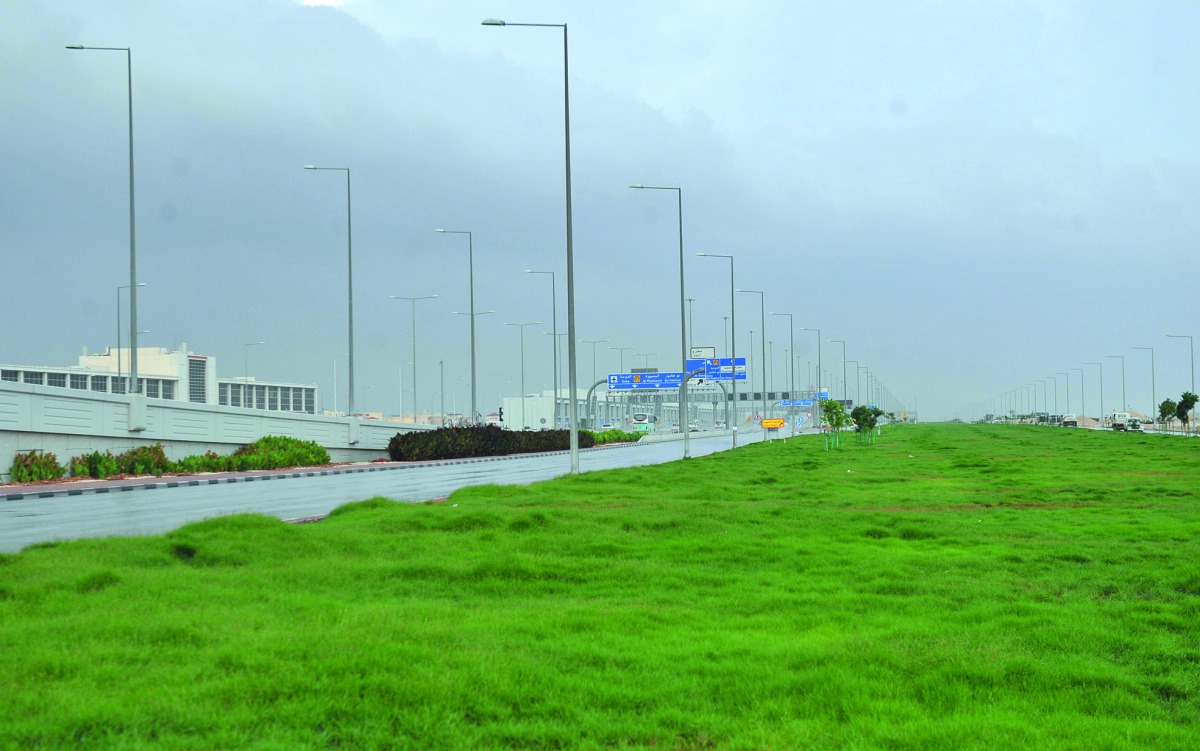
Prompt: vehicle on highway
<box><xmin>1111</xmin><ymin>412</ymin><xmax>1142</xmax><ymax>431</ymax></box>
<box><xmin>1062</xmin><ymin>413</ymin><xmax>1078</xmax><ymax>427</ymax></box>
<box><xmin>632</xmin><ymin>413</ymin><xmax>659</xmax><ymax>433</ymax></box>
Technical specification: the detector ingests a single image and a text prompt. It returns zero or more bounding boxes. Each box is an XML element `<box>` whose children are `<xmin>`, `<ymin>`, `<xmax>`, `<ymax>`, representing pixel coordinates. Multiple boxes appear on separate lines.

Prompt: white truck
<box><xmin>1111</xmin><ymin>412</ymin><xmax>1142</xmax><ymax>431</ymax></box>
<box><xmin>1062</xmin><ymin>413</ymin><xmax>1078</xmax><ymax>427</ymax></box>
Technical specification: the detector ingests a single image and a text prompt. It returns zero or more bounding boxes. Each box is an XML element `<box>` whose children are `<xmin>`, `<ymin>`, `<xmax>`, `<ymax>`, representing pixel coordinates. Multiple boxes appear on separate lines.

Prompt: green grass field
<box><xmin>1</xmin><ymin>424</ymin><xmax>1197</xmax><ymax>750</ymax></box>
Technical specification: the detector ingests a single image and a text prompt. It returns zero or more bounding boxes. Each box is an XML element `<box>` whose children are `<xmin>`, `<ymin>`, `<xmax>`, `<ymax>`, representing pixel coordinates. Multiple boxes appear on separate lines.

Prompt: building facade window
<box><xmin>162</xmin><ymin>381</ymin><xmax>175</xmax><ymax>400</ymax></box>
<box><xmin>1</xmin><ymin>370</ymin><xmax>17</xmax><ymax>382</ymax></box>
<box><xmin>71</xmin><ymin>374</ymin><xmax>88</xmax><ymax>389</ymax></box>
<box><xmin>90</xmin><ymin>375</ymin><xmax>108</xmax><ymax>392</ymax></box>
<box><xmin>23</xmin><ymin>371</ymin><xmax>44</xmax><ymax>385</ymax></box>
<box><xmin>188</xmin><ymin>358</ymin><xmax>207</xmax><ymax>403</ymax></box>
<box><xmin>48</xmin><ymin>373</ymin><xmax>67</xmax><ymax>388</ymax></box>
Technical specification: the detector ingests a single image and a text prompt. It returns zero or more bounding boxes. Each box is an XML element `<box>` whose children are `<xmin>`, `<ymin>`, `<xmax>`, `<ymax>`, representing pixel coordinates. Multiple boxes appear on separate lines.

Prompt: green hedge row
<box><xmin>7</xmin><ymin>436</ymin><xmax>331</xmax><ymax>483</ymax></box>
<box><xmin>387</xmin><ymin>425</ymin><xmax>595</xmax><ymax>462</ymax></box>
<box><xmin>585</xmin><ymin>429</ymin><xmax>642</xmax><ymax>445</ymax></box>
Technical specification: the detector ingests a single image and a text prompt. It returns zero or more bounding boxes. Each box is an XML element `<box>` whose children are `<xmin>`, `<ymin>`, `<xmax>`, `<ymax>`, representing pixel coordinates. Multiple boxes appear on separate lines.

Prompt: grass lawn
<box><xmin>1</xmin><ymin>424</ymin><xmax>1197</xmax><ymax>749</ymax></box>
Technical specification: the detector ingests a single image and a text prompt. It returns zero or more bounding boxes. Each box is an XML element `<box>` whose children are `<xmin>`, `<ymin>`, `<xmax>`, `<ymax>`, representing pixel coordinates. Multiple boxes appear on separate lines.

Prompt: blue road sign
<box><xmin>798</xmin><ymin>398</ymin><xmax>815</xmax><ymax>406</ymax></box>
<box><xmin>778</xmin><ymin>399</ymin><xmax>792</xmax><ymax>407</ymax></box>
<box><xmin>816</xmin><ymin>391</ymin><xmax>830</xmax><ymax>400</ymax></box>
<box><xmin>607</xmin><ymin>372</ymin><xmax>685</xmax><ymax>390</ymax></box>
<box><xmin>685</xmin><ymin>357</ymin><xmax>747</xmax><ymax>381</ymax></box>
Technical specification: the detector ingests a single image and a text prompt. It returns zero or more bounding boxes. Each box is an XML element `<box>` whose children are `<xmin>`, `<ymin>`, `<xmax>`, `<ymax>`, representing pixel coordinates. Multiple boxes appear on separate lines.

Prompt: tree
<box><xmin>820</xmin><ymin>398</ymin><xmax>850</xmax><ymax>449</ymax></box>
<box><xmin>1159</xmin><ymin>399</ymin><xmax>1178</xmax><ymax>431</ymax></box>
<box><xmin>1177</xmin><ymin>392</ymin><xmax>1198</xmax><ymax>433</ymax></box>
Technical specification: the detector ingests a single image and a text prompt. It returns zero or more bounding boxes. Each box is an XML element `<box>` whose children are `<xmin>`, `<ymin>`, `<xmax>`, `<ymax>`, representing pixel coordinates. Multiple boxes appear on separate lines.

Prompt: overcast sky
<box><xmin>4</xmin><ymin>0</ymin><xmax>1198</xmax><ymax>421</ymax></box>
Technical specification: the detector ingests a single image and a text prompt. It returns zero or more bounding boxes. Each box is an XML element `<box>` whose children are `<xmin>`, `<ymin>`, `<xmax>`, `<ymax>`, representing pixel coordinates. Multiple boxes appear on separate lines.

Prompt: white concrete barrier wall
<box><xmin>0</xmin><ymin>381</ymin><xmax>430</xmax><ymax>482</ymax></box>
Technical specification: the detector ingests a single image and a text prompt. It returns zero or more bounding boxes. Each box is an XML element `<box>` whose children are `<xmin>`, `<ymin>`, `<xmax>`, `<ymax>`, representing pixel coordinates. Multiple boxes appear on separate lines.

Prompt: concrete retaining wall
<box><xmin>0</xmin><ymin>381</ymin><xmax>431</xmax><ymax>481</ymax></box>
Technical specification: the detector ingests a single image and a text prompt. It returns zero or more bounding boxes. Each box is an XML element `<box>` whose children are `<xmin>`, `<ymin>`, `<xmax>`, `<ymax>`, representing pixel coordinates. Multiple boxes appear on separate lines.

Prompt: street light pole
<box><xmin>526</xmin><ymin>270</ymin><xmax>558</xmax><ymax>429</ymax></box>
<box><xmin>304</xmin><ymin>165</ymin><xmax>354</xmax><ymax>415</ymax></box>
<box><xmin>1070</xmin><ymin>367</ymin><xmax>1085</xmax><ymax>423</ymax></box>
<box><xmin>770</xmin><ymin>312</ymin><xmax>795</xmax><ymax>435</ymax></box>
<box><xmin>68</xmin><ymin>44</ymin><xmax>141</xmax><ymax>394</ymax></box>
<box><xmin>115</xmin><ymin>282</ymin><xmax>146</xmax><ymax>392</ymax></box>
<box><xmin>630</xmin><ymin>184</ymin><xmax>690</xmax><ymax>459</ymax></box>
<box><xmin>484</xmin><ymin>17</ymin><xmax>581</xmax><ymax>473</ymax></box>
<box><xmin>1105</xmin><ymin>355</ymin><xmax>1127</xmax><ymax>414</ymax></box>
<box><xmin>698</xmin><ymin>253</ymin><xmax>737</xmax><ymax>447</ymax></box>
<box><xmin>581</xmin><ymin>338</ymin><xmax>609</xmax><ymax>429</ymax></box>
<box><xmin>737</xmin><ymin>289</ymin><xmax>766</xmax><ymax>423</ymax></box>
<box><xmin>686</xmin><ymin>297</ymin><xmax>696</xmax><ymax>350</ymax></box>
<box><xmin>1166</xmin><ymin>334</ymin><xmax>1195</xmax><ymax>434</ymax></box>
<box><xmin>505</xmin><ymin>322</ymin><xmax>540</xmax><ymax>428</ymax></box>
<box><xmin>1087</xmin><ymin>362</ymin><xmax>1105</xmax><ymax>425</ymax></box>
<box><xmin>436</xmin><ymin>229</ymin><xmax>477</xmax><ymax>423</ymax></box>
<box><xmin>390</xmin><ymin>294</ymin><xmax>438</xmax><ymax>421</ymax></box>
<box><xmin>1132</xmin><ymin>346</ymin><xmax>1156</xmax><ymax>427</ymax></box>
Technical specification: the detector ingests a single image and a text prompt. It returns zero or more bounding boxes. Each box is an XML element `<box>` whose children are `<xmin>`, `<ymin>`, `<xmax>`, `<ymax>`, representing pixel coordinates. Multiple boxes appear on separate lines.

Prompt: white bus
<box><xmin>631</xmin><ymin>412</ymin><xmax>658</xmax><ymax>433</ymax></box>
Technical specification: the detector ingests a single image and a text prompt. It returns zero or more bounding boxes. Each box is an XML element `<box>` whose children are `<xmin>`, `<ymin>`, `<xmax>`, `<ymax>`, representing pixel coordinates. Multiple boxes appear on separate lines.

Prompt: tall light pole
<box><xmin>1057</xmin><ymin>372</ymin><xmax>1070</xmax><ymax>423</ymax></box>
<box><xmin>453</xmin><ymin>307</ymin><xmax>494</xmax><ymax>419</ymax></box>
<box><xmin>846</xmin><ymin>359</ymin><xmax>860</xmax><ymax>405</ymax></box>
<box><xmin>1166</xmin><ymin>334</ymin><xmax>1194</xmax><ymax>433</ymax></box>
<box><xmin>1087</xmin><ymin>362</ymin><xmax>1105</xmax><ymax>424</ymax></box>
<box><xmin>581</xmin><ymin>339</ymin><xmax>609</xmax><ymax>386</ymax></box>
<box><xmin>526</xmin><ymin>270</ymin><xmax>558</xmax><ymax>429</ymax></box>
<box><xmin>505</xmin><ymin>322</ymin><xmax>540</xmax><ymax>428</ymax></box>
<box><xmin>630</xmin><ymin>184</ymin><xmax>690</xmax><ymax>459</ymax></box>
<box><xmin>304</xmin><ymin>165</ymin><xmax>354</xmax><ymax>415</ymax></box>
<box><xmin>800</xmin><ymin>327</ymin><xmax>822</xmax><ymax>423</ymax></box>
<box><xmin>1070</xmin><ymin>367</ymin><xmax>1085</xmax><ymax>423</ymax></box>
<box><xmin>698</xmin><ymin>253</ymin><xmax>737</xmax><ymax>447</ymax></box>
<box><xmin>116</xmin><ymin>282</ymin><xmax>146</xmax><ymax>392</ymax></box>
<box><xmin>609</xmin><ymin>345</ymin><xmax>635</xmax><ymax>374</ymax></box>
<box><xmin>436</xmin><ymin>229</ymin><xmax>478</xmax><ymax>423</ymax></box>
<box><xmin>636</xmin><ymin>353</ymin><xmax>657</xmax><ymax>368</ymax></box>
<box><xmin>390</xmin><ymin>294</ymin><xmax>438</xmax><ymax>420</ymax></box>
<box><xmin>244</xmin><ymin>341</ymin><xmax>265</xmax><ymax>383</ymax></box>
<box><xmin>829</xmin><ymin>339</ymin><xmax>848</xmax><ymax>405</ymax></box>
<box><xmin>770</xmin><ymin>312</ymin><xmax>795</xmax><ymax>434</ymax></box>
<box><xmin>737</xmin><ymin>289</ymin><xmax>766</xmax><ymax>422</ymax></box>
<box><xmin>582</xmin><ymin>338</ymin><xmax>608</xmax><ymax>429</ymax></box>
<box><xmin>1131</xmin><ymin>346</ymin><xmax>1156</xmax><ymax>426</ymax></box>
<box><xmin>1105</xmin><ymin>354</ymin><xmax>1127</xmax><ymax>414</ymax></box>
<box><xmin>484</xmin><ymin>17</ymin><xmax>581</xmax><ymax>473</ymax></box>
<box><xmin>68</xmin><ymin>44</ymin><xmax>141</xmax><ymax>394</ymax></box>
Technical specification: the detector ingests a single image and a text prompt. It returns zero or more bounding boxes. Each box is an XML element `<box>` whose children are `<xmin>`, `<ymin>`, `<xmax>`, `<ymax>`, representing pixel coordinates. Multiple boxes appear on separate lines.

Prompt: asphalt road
<box><xmin>0</xmin><ymin>431</ymin><xmax>775</xmax><ymax>552</ymax></box>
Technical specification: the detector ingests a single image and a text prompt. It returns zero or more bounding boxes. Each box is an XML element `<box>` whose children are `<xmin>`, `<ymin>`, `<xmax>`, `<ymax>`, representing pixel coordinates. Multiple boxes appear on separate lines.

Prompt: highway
<box><xmin>0</xmin><ymin>431</ymin><xmax>775</xmax><ymax>552</ymax></box>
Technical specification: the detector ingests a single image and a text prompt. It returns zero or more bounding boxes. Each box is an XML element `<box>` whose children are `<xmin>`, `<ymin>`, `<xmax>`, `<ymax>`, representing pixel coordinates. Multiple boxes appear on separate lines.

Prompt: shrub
<box><xmin>9</xmin><ymin>451</ymin><xmax>67</xmax><ymax>483</ymax></box>
<box><xmin>388</xmin><ymin>425</ymin><xmax>595</xmax><ymax>462</ymax></box>
<box><xmin>71</xmin><ymin>450</ymin><xmax>121</xmax><ymax>479</ymax></box>
<box><xmin>233</xmin><ymin>435</ymin><xmax>330</xmax><ymax>469</ymax></box>
<box><xmin>116</xmin><ymin>444</ymin><xmax>171</xmax><ymax>477</ymax></box>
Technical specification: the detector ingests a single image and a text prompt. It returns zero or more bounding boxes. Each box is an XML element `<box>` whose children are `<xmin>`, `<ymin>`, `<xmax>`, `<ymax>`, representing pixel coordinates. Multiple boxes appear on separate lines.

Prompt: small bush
<box><xmin>233</xmin><ymin>435</ymin><xmax>329</xmax><ymax>469</ymax></box>
<box><xmin>9</xmin><ymin>451</ymin><xmax>66</xmax><ymax>483</ymax></box>
<box><xmin>116</xmin><ymin>444</ymin><xmax>171</xmax><ymax>477</ymax></box>
<box><xmin>71</xmin><ymin>450</ymin><xmax>121</xmax><ymax>479</ymax></box>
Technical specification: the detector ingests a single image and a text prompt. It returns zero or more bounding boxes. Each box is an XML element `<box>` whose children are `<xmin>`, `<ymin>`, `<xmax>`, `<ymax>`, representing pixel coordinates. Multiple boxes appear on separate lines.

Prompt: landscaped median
<box><xmin>0</xmin><ymin>424</ymin><xmax>1196</xmax><ymax>749</ymax></box>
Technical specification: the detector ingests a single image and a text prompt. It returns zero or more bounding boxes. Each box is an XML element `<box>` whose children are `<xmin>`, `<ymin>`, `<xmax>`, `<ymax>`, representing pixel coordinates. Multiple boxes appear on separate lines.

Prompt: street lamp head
<box><xmin>303</xmin><ymin>165</ymin><xmax>316</xmax><ymax>170</ymax></box>
<box><xmin>482</xmin><ymin>18</ymin><xmax>506</xmax><ymax>26</ymax></box>
<box><xmin>66</xmin><ymin>44</ymin><xmax>85</xmax><ymax>49</ymax></box>
<box><xmin>629</xmin><ymin>184</ymin><xmax>644</xmax><ymax>189</ymax></box>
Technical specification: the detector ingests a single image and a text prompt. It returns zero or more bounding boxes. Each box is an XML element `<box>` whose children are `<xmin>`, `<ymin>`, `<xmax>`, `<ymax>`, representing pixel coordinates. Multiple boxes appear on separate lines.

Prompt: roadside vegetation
<box><xmin>1</xmin><ymin>424</ymin><xmax>1196</xmax><ymax>749</ymax></box>
<box><xmin>6</xmin><ymin>435</ymin><xmax>330</xmax><ymax>483</ymax></box>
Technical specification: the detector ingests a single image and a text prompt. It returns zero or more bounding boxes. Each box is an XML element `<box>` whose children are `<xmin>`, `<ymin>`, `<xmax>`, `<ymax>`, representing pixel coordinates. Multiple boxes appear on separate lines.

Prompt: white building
<box><xmin>2</xmin><ymin>344</ymin><xmax>318</xmax><ymax>415</ymax></box>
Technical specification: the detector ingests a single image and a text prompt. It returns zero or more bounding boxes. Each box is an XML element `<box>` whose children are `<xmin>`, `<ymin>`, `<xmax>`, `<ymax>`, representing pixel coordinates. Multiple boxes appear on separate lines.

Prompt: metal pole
<box><xmin>1071</xmin><ymin>367</ymin><xmax>1084</xmax><ymax>424</ymax></box>
<box><xmin>436</xmin><ymin>230</ymin><xmax>477</xmax><ymax>423</ymax></box>
<box><xmin>1132</xmin><ymin>347</ymin><xmax>1156</xmax><ymax>426</ymax></box>
<box><xmin>1166</xmin><ymin>334</ymin><xmax>1195</xmax><ymax>434</ymax></box>
<box><xmin>630</xmin><ymin>185</ymin><xmax>689</xmax><ymax>458</ymax></box>
<box><xmin>698</xmin><ymin>254</ymin><xmax>736</xmax><ymax>447</ymax></box>
<box><xmin>1087</xmin><ymin>362</ymin><xmax>1104</xmax><ymax>425</ymax></box>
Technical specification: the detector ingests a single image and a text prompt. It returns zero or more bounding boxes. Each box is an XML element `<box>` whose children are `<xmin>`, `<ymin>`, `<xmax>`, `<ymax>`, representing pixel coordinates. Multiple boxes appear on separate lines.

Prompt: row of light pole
<box><xmin>972</xmin><ymin>333</ymin><xmax>1194</xmax><ymax>427</ymax></box>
